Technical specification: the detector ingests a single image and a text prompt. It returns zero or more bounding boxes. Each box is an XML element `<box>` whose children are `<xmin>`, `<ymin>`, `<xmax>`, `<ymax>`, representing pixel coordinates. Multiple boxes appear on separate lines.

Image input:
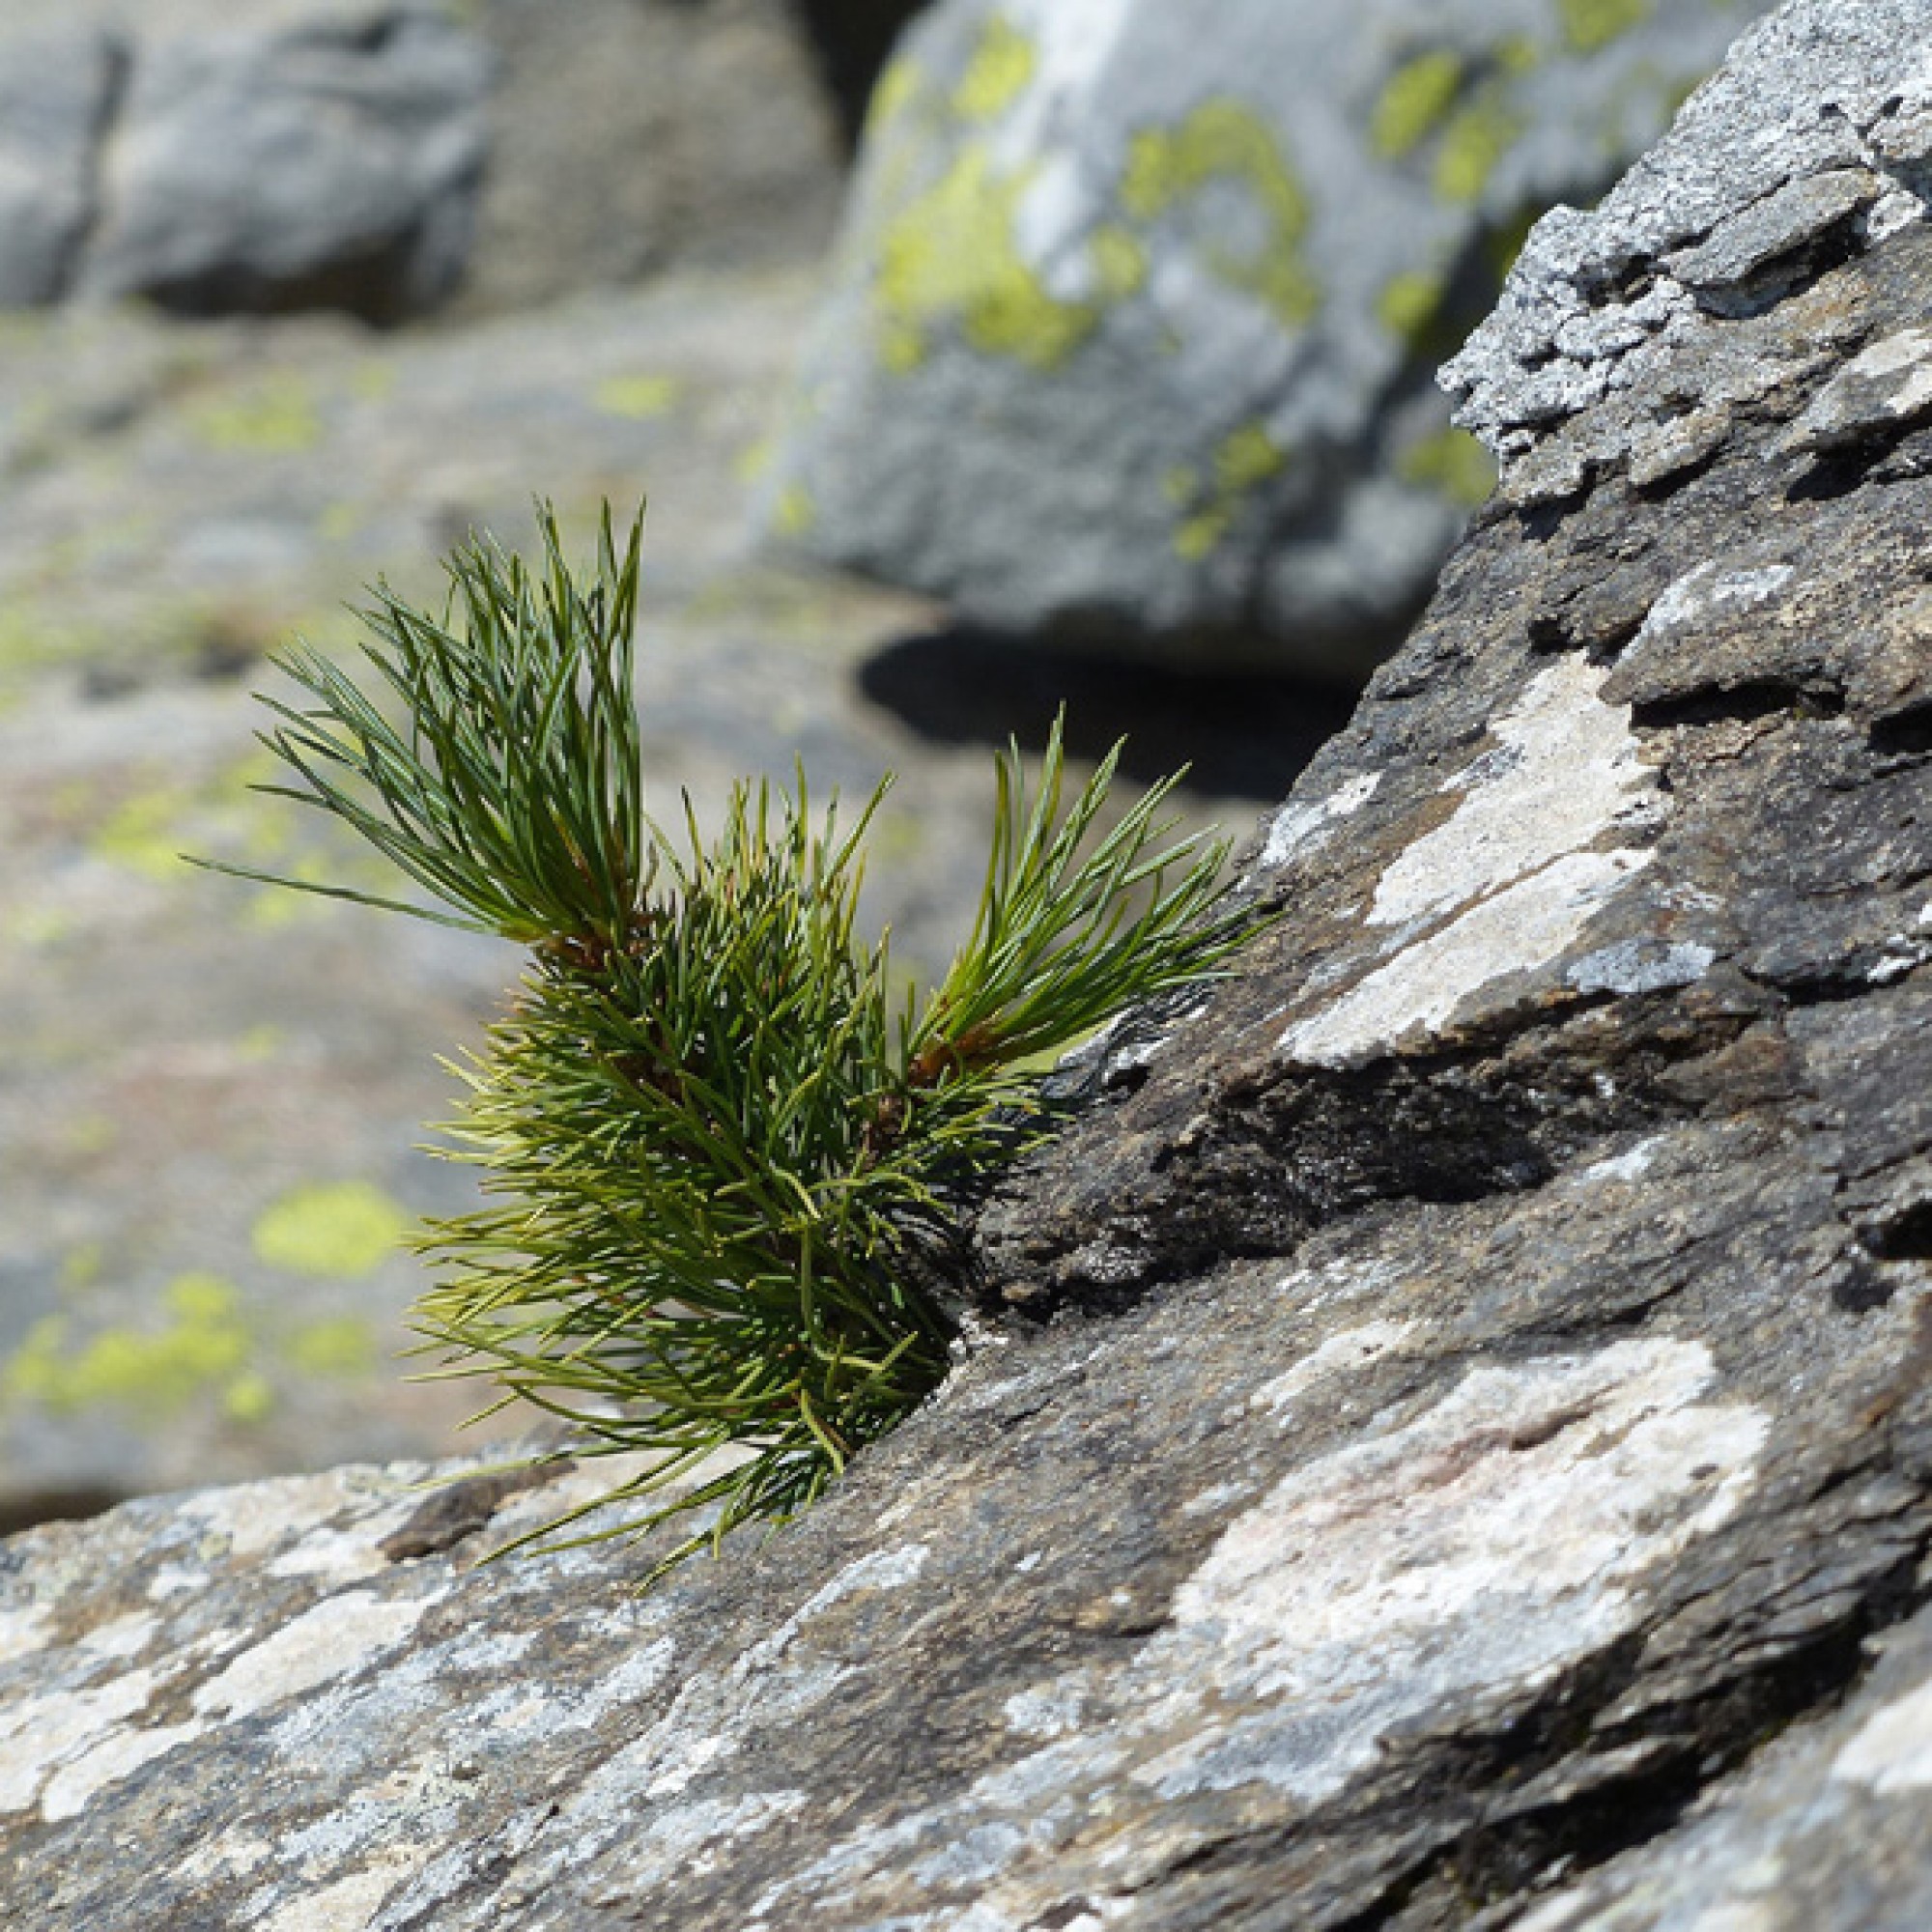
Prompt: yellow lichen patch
<box><xmin>91</xmin><ymin>787</ymin><xmax>192</xmax><ymax>882</ymax></box>
<box><xmin>952</xmin><ymin>14</ymin><xmax>1036</xmax><ymax>122</ymax></box>
<box><xmin>185</xmin><ymin>373</ymin><xmax>322</xmax><ymax>455</ymax></box>
<box><xmin>1174</xmin><ymin>509</ymin><xmax>1232</xmax><ymax>562</ymax></box>
<box><xmin>1090</xmin><ymin>225</ymin><xmax>1149</xmax><ymax>301</ymax></box>
<box><xmin>1371</xmin><ymin>51</ymin><xmax>1464</xmax><ymax>160</ymax></box>
<box><xmin>60</xmin><ymin>1242</ymin><xmax>105</xmax><ymax>1293</ymax></box>
<box><xmin>592</xmin><ymin>374</ymin><xmax>682</xmax><ymax>421</ymax></box>
<box><xmin>1212</xmin><ymin>423</ymin><xmax>1287</xmax><ymax>494</ymax></box>
<box><xmin>1398</xmin><ymin>424</ymin><xmax>1499</xmax><ymax>507</ymax></box>
<box><xmin>875</xmin><ymin>146</ymin><xmax>1098</xmax><ymax>371</ymax></box>
<box><xmin>252</xmin><ymin>1180</ymin><xmax>410</xmax><ymax>1280</ymax></box>
<box><xmin>222</xmin><ymin>1373</ymin><xmax>276</xmax><ymax>1424</ymax></box>
<box><xmin>1497</xmin><ymin>34</ymin><xmax>1545</xmax><ymax>76</ymax></box>
<box><xmin>774</xmin><ymin>484</ymin><xmax>818</xmax><ymax>540</ymax></box>
<box><xmin>318</xmin><ymin>500</ymin><xmax>366</xmax><ymax>545</ymax></box>
<box><xmin>235</xmin><ymin>1024</ymin><xmax>285</xmax><ymax>1063</ymax></box>
<box><xmin>1169</xmin><ymin>423</ymin><xmax>1290</xmax><ymax>560</ymax></box>
<box><xmin>870</xmin><ymin>53</ymin><xmax>923</xmax><ymax>128</ymax></box>
<box><xmin>2</xmin><ymin>1273</ymin><xmax>256</xmax><ymax>1421</ymax></box>
<box><xmin>1121</xmin><ymin>101</ymin><xmax>1320</xmax><ymax>329</ymax></box>
<box><xmin>286</xmin><ymin>1317</ymin><xmax>380</xmax><ymax>1378</ymax></box>
<box><xmin>1433</xmin><ymin>93</ymin><xmax>1524</xmax><ymax>204</ymax></box>
<box><xmin>349</xmin><ymin>359</ymin><xmax>397</xmax><ymax>404</ymax></box>
<box><xmin>1559</xmin><ymin>0</ymin><xmax>1653</xmax><ymax>54</ymax></box>
<box><xmin>1378</xmin><ymin>268</ymin><xmax>1449</xmax><ymax>347</ymax></box>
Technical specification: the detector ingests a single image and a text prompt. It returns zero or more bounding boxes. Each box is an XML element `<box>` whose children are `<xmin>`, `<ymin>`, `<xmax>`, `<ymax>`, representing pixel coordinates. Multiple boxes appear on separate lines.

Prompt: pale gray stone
<box><xmin>76</xmin><ymin>8</ymin><xmax>492</xmax><ymax>324</ymax></box>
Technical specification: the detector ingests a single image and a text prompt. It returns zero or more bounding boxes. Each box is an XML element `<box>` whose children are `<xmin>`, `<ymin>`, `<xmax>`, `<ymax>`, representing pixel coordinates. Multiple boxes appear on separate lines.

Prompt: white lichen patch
<box><xmin>1280</xmin><ymin>660</ymin><xmax>1662</xmax><ymax>1065</ymax></box>
<box><xmin>193</xmin><ymin>1589</ymin><xmax>438</xmax><ymax>1723</ymax></box>
<box><xmin>253</xmin><ymin>1848</ymin><xmax>430</xmax><ymax>1932</ymax></box>
<box><xmin>1249</xmin><ymin>1321</ymin><xmax>1417</xmax><ymax>1417</ymax></box>
<box><xmin>0</xmin><ymin>1669</ymin><xmax>157</xmax><ymax>1814</ymax></box>
<box><xmin>176</xmin><ymin>1467</ymin><xmax>415</xmax><ymax>1562</ymax></box>
<box><xmin>1281</xmin><ymin>848</ymin><xmax>1652</xmax><ymax>1065</ymax></box>
<box><xmin>1368</xmin><ymin>658</ymin><xmax>1658</xmax><ymax>930</ymax></box>
<box><xmin>1138</xmin><ymin>1338</ymin><xmax>1767</xmax><ymax>1803</ymax></box>
<box><xmin>41</xmin><ymin>1720</ymin><xmax>200</xmax><ymax>1823</ymax></box>
<box><xmin>76</xmin><ymin>1610</ymin><xmax>160</xmax><ymax>1662</ymax></box>
<box><xmin>1632</xmin><ymin>561</ymin><xmax>1796</xmax><ymax>652</ymax></box>
<box><xmin>1261</xmin><ymin>770</ymin><xmax>1381</xmax><ymax>871</ymax></box>
<box><xmin>1831</xmin><ymin>1670</ymin><xmax>1932</xmax><ymax>1793</ymax></box>
<box><xmin>0</xmin><ymin>1602</ymin><xmax>55</xmax><ymax>1667</ymax></box>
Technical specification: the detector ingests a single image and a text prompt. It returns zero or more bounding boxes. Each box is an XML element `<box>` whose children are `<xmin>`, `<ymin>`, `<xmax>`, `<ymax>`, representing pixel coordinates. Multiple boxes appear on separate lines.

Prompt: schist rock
<box><xmin>5</xmin><ymin>2</ymin><xmax>1932</xmax><ymax>1926</ymax></box>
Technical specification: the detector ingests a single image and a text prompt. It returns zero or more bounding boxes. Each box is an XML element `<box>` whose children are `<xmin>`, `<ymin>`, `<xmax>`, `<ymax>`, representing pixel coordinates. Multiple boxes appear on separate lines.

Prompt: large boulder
<box><xmin>75</xmin><ymin>6</ymin><xmax>492</xmax><ymax>324</ymax></box>
<box><xmin>10</xmin><ymin>1</ymin><xmax>1932</xmax><ymax>1923</ymax></box>
<box><xmin>755</xmin><ymin>0</ymin><xmax>1776</xmax><ymax>672</ymax></box>
<box><xmin>0</xmin><ymin>30</ymin><xmax>120</xmax><ymax>307</ymax></box>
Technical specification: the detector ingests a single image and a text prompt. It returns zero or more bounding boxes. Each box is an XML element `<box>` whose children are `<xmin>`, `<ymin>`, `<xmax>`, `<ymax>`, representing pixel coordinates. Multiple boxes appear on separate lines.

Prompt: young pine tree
<box><xmin>216</xmin><ymin>504</ymin><xmax>1254</xmax><ymax>1577</ymax></box>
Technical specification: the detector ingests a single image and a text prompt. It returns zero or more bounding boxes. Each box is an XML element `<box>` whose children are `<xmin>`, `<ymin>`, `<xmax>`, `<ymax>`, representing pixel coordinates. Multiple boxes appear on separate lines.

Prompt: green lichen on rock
<box><xmin>952</xmin><ymin>14</ymin><xmax>1036</xmax><ymax>122</ymax></box>
<box><xmin>90</xmin><ymin>786</ymin><xmax>194</xmax><ymax>883</ymax></box>
<box><xmin>1372</xmin><ymin>51</ymin><xmax>1465</xmax><ymax>160</ymax></box>
<box><xmin>1171</xmin><ymin>422</ymin><xmax>1290</xmax><ymax>560</ymax></box>
<box><xmin>1559</xmin><ymin>0</ymin><xmax>1655</xmax><ymax>54</ymax></box>
<box><xmin>1090</xmin><ymin>225</ymin><xmax>1149</xmax><ymax>301</ymax></box>
<box><xmin>870</xmin><ymin>53</ymin><xmax>924</xmax><ymax>128</ymax></box>
<box><xmin>185</xmin><ymin>373</ymin><xmax>322</xmax><ymax>456</ymax></box>
<box><xmin>592</xmin><ymin>374</ymin><xmax>681</xmax><ymax>421</ymax></box>
<box><xmin>1378</xmin><ymin>267</ymin><xmax>1450</xmax><ymax>347</ymax></box>
<box><xmin>2</xmin><ymin>1273</ymin><xmax>258</xmax><ymax>1422</ymax></box>
<box><xmin>1434</xmin><ymin>90</ymin><xmax>1524</xmax><ymax>204</ymax></box>
<box><xmin>286</xmin><ymin>1317</ymin><xmax>381</xmax><ymax>1378</ymax></box>
<box><xmin>1397</xmin><ymin>423</ymin><xmax>1499</xmax><ymax>507</ymax></box>
<box><xmin>251</xmin><ymin>1180</ymin><xmax>410</xmax><ymax>1281</ymax></box>
<box><xmin>874</xmin><ymin>146</ymin><xmax>1099</xmax><ymax>371</ymax></box>
<box><xmin>1122</xmin><ymin>100</ymin><xmax>1321</xmax><ymax>328</ymax></box>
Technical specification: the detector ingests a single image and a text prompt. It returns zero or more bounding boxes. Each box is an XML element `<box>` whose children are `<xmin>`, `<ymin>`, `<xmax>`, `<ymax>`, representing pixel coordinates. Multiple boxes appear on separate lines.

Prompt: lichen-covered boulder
<box><xmin>10</xmin><ymin>1</ymin><xmax>1932</xmax><ymax>1921</ymax></box>
<box><xmin>756</xmin><ymin>0</ymin><xmax>1774</xmax><ymax>670</ymax></box>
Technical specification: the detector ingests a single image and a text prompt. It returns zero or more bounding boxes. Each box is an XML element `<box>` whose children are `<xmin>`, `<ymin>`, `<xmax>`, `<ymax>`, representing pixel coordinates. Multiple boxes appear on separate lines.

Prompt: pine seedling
<box><xmin>215</xmin><ymin>502</ymin><xmax>1254</xmax><ymax>1579</ymax></box>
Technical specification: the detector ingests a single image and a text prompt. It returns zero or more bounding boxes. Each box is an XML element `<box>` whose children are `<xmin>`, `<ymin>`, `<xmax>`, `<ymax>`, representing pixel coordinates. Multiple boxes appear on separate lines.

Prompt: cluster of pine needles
<box><xmin>214</xmin><ymin>503</ymin><xmax>1252</xmax><ymax>1578</ymax></box>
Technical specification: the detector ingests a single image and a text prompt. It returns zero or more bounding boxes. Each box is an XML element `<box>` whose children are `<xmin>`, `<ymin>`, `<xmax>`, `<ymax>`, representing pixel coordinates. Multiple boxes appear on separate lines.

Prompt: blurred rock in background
<box><xmin>0</xmin><ymin>0</ymin><xmax>1772</xmax><ymax>1523</ymax></box>
<box><xmin>758</xmin><ymin>0</ymin><xmax>1773</xmax><ymax>673</ymax></box>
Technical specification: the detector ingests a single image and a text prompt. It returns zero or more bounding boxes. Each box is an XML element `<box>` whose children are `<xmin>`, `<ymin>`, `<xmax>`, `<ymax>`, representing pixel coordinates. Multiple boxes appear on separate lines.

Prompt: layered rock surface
<box><xmin>8</xmin><ymin>1</ymin><xmax>1932</xmax><ymax>1926</ymax></box>
<box><xmin>758</xmin><ymin>0</ymin><xmax>1774</xmax><ymax>670</ymax></box>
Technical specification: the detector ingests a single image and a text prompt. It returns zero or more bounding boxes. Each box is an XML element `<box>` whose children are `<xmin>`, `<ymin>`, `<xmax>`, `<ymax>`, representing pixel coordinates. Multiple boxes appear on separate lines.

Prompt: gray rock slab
<box><xmin>756</xmin><ymin>0</ymin><xmax>1774</xmax><ymax>670</ymax></box>
<box><xmin>75</xmin><ymin>7</ymin><xmax>491</xmax><ymax>324</ymax></box>
<box><xmin>8</xmin><ymin>1</ymin><xmax>1932</xmax><ymax>1922</ymax></box>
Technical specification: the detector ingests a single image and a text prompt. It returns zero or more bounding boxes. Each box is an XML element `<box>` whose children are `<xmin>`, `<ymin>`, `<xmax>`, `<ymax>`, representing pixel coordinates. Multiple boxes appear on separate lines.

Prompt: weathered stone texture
<box><xmin>7</xmin><ymin>1</ymin><xmax>1932</xmax><ymax>1926</ymax></box>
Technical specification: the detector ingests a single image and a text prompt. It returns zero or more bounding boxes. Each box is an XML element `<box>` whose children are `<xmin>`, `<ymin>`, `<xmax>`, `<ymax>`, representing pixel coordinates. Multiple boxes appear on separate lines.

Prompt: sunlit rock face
<box><xmin>757</xmin><ymin>0</ymin><xmax>1775</xmax><ymax>670</ymax></box>
<box><xmin>9</xmin><ymin>2</ymin><xmax>1932</xmax><ymax>1925</ymax></box>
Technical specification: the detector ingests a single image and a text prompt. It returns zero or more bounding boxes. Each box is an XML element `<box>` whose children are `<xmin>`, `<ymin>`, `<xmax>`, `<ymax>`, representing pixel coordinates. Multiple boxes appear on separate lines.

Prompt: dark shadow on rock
<box><xmin>792</xmin><ymin>0</ymin><xmax>931</xmax><ymax>146</ymax></box>
<box><xmin>857</xmin><ymin>627</ymin><xmax>1366</xmax><ymax>800</ymax></box>
<box><xmin>0</xmin><ymin>1486</ymin><xmax>125</xmax><ymax>1539</ymax></box>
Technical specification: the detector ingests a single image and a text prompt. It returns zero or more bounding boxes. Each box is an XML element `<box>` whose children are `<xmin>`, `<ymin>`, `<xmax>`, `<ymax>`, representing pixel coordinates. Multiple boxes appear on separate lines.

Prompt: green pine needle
<box><xmin>212</xmin><ymin>501</ymin><xmax>1256</xmax><ymax>1581</ymax></box>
